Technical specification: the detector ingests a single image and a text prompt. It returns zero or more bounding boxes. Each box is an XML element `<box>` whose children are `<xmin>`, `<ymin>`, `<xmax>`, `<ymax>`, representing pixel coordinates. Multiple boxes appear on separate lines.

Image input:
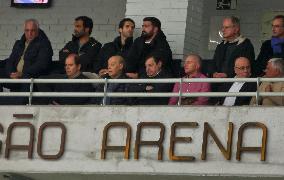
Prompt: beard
<box><xmin>73</xmin><ymin>30</ymin><xmax>85</xmax><ymax>38</ymax></box>
<box><xmin>141</xmin><ymin>31</ymin><xmax>153</xmax><ymax>39</ymax></box>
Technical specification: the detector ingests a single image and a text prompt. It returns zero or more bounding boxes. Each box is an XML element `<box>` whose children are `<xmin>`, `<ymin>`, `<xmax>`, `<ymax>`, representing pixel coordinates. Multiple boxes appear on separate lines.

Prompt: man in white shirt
<box><xmin>221</xmin><ymin>57</ymin><xmax>256</xmax><ymax>106</ymax></box>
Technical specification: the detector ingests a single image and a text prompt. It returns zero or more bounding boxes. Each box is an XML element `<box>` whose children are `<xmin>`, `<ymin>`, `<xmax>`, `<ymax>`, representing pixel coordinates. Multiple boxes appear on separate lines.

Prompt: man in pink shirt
<box><xmin>169</xmin><ymin>54</ymin><xmax>211</xmax><ymax>105</ymax></box>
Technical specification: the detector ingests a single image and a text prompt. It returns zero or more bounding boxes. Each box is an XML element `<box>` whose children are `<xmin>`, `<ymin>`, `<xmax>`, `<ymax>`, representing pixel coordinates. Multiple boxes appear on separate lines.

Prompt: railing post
<box><xmin>256</xmin><ymin>77</ymin><xmax>260</xmax><ymax>106</ymax></box>
<box><xmin>177</xmin><ymin>78</ymin><xmax>183</xmax><ymax>106</ymax></box>
<box><xmin>102</xmin><ymin>78</ymin><xmax>108</xmax><ymax>106</ymax></box>
<box><xmin>28</xmin><ymin>78</ymin><xmax>34</xmax><ymax>106</ymax></box>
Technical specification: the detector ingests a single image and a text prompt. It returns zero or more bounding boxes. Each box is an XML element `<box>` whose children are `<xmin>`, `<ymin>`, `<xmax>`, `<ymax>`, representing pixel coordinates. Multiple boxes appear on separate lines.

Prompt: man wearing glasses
<box><xmin>212</xmin><ymin>16</ymin><xmax>255</xmax><ymax>78</ymax></box>
<box><xmin>254</xmin><ymin>15</ymin><xmax>284</xmax><ymax>76</ymax></box>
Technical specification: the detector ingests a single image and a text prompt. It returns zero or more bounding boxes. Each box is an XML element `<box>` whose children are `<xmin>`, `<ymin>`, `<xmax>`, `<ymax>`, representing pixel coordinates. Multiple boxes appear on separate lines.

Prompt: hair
<box><xmin>66</xmin><ymin>53</ymin><xmax>81</xmax><ymax>66</ymax></box>
<box><xmin>119</xmin><ymin>18</ymin><xmax>135</xmax><ymax>29</ymax></box>
<box><xmin>108</xmin><ymin>55</ymin><xmax>125</xmax><ymax>69</ymax></box>
<box><xmin>185</xmin><ymin>53</ymin><xmax>202</xmax><ymax>67</ymax></box>
<box><xmin>25</xmin><ymin>18</ymin><xmax>39</xmax><ymax>29</ymax></box>
<box><xmin>143</xmin><ymin>17</ymin><xmax>161</xmax><ymax>31</ymax></box>
<box><xmin>145</xmin><ymin>54</ymin><xmax>163</xmax><ymax>65</ymax></box>
<box><xmin>225</xmin><ymin>16</ymin><xmax>240</xmax><ymax>28</ymax></box>
<box><xmin>273</xmin><ymin>15</ymin><xmax>284</xmax><ymax>27</ymax></box>
<box><xmin>234</xmin><ymin>56</ymin><xmax>250</xmax><ymax>66</ymax></box>
<box><xmin>75</xmin><ymin>16</ymin><xmax>93</xmax><ymax>35</ymax></box>
<box><xmin>268</xmin><ymin>58</ymin><xmax>284</xmax><ymax>76</ymax></box>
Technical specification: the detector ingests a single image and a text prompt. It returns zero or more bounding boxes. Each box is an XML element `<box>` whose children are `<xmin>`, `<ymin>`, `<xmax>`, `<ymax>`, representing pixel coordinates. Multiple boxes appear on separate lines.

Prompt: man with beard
<box><xmin>59</xmin><ymin>16</ymin><xmax>102</xmax><ymax>73</ymax></box>
<box><xmin>254</xmin><ymin>15</ymin><xmax>284</xmax><ymax>76</ymax></box>
<box><xmin>97</xmin><ymin>18</ymin><xmax>135</xmax><ymax>76</ymax></box>
<box><xmin>126</xmin><ymin>17</ymin><xmax>174</xmax><ymax>78</ymax></box>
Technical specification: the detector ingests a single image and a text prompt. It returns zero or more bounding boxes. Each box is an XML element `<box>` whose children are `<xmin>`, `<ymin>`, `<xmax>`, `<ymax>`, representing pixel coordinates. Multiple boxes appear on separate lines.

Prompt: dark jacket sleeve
<box><xmin>126</xmin><ymin>38</ymin><xmax>141</xmax><ymax>73</ymax></box>
<box><xmin>253</xmin><ymin>40</ymin><xmax>273</xmax><ymax>76</ymax></box>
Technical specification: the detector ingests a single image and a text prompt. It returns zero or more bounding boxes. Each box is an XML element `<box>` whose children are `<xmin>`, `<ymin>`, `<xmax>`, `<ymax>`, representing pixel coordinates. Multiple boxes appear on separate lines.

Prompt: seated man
<box><xmin>250</xmin><ymin>58</ymin><xmax>284</xmax><ymax>105</ymax></box>
<box><xmin>37</xmin><ymin>54</ymin><xmax>94</xmax><ymax>105</ymax></box>
<box><xmin>0</xmin><ymin>18</ymin><xmax>53</xmax><ymax>104</ymax></box>
<box><xmin>132</xmin><ymin>55</ymin><xmax>173</xmax><ymax>105</ymax></box>
<box><xmin>169</xmin><ymin>54</ymin><xmax>211</xmax><ymax>105</ymax></box>
<box><xmin>96</xmin><ymin>55</ymin><xmax>130</xmax><ymax>105</ymax></box>
<box><xmin>216</xmin><ymin>57</ymin><xmax>256</xmax><ymax>106</ymax></box>
<box><xmin>59</xmin><ymin>16</ymin><xmax>102</xmax><ymax>73</ymax></box>
<box><xmin>97</xmin><ymin>18</ymin><xmax>135</xmax><ymax>75</ymax></box>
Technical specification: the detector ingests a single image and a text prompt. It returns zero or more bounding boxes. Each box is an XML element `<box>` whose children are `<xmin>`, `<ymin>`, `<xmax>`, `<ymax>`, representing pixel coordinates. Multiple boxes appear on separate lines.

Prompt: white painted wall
<box><xmin>0</xmin><ymin>106</ymin><xmax>283</xmax><ymax>178</ymax></box>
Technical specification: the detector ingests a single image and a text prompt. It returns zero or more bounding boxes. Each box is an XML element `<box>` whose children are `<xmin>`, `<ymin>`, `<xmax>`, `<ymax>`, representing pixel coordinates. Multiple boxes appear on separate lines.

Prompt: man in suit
<box><xmin>219</xmin><ymin>56</ymin><xmax>256</xmax><ymax>106</ymax></box>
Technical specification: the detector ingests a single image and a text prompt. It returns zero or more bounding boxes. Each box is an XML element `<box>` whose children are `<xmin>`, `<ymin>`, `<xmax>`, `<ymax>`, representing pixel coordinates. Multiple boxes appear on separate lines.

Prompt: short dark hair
<box><xmin>75</xmin><ymin>16</ymin><xmax>93</xmax><ymax>35</ymax></box>
<box><xmin>273</xmin><ymin>15</ymin><xmax>284</xmax><ymax>27</ymax></box>
<box><xmin>119</xmin><ymin>18</ymin><xmax>135</xmax><ymax>29</ymax></box>
<box><xmin>143</xmin><ymin>17</ymin><xmax>161</xmax><ymax>30</ymax></box>
<box><xmin>145</xmin><ymin>54</ymin><xmax>163</xmax><ymax>65</ymax></box>
<box><xmin>66</xmin><ymin>53</ymin><xmax>81</xmax><ymax>66</ymax></box>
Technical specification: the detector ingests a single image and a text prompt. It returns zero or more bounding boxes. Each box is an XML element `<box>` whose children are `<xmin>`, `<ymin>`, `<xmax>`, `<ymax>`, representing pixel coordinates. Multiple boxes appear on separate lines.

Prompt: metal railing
<box><xmin>0</xmin><ymin>77</ymin><xmax>284</xmax><ymax>106</ymax></box>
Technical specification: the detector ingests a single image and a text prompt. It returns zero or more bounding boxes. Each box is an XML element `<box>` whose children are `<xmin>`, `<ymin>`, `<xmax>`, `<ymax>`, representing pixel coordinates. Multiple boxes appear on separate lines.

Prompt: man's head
<box><xmin>145</xmin><ymin>55</ymin><xmax>162</xmax><ymax>77</ymax></box>
<box><xmin>108</xmin><ymin>55</ymin><xmax>125</xmax><ymax>79</ymax></box>
<box><xmin>265</xmin><ymin>58</ymin><xmax>284</xmax><ymax>78</ymax></box>
<box><xmin>142</xmin><ymin>17</ymin><xmax>161</xmax><ymax>40</ymax></box>
<box><xmin>119</xmin><ymin>18</ymin><xmax>135</xmax><ymax>39</ymax></box>
<box><xmin>65</xmin><ymin>54</ymin><xmax>81</xmax><ymax>78</ymax></box>
<box><xmin>184</xmin><ymin>54</ymin><xmax>202</xmax><ymax>76</ymax></box>
<box><xmin>234</xmin><ymin>57</ymin><xmax>251</xmax><ymax>78</ymax></box>
<box><xmin>221</xmin><ymin>16</ymin><xmax>240</xmax><ymax>41</ymax></box>
<box><xmin>272</xmin><ymin>15</ymin><xmax>284</xmax><ymax>38</ymax></box>
<box><xmin>73</xmin><ymin>16</ymin><xmax>93</xmax><ymax>38</ymax></box>
<box><xmin>24</xmin><ymin>19</ymin><xmax>39</xmax><ymax>43</ymax></box>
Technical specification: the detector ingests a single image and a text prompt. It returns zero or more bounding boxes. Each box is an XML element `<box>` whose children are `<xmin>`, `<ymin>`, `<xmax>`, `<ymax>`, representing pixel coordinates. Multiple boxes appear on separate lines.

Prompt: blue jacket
<box><xmin>5</xmin><ymin>29</ymin><xmax>53</xmax><ymax>78</ymax></box>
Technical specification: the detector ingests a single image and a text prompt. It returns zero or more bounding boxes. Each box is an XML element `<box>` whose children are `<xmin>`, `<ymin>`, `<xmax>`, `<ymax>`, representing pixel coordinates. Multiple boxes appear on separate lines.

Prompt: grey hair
<box><xmin>268</xmin><ymin>58</ymin><xmax>284</xmax><ymax>76</ymax></box>
<box><xmin>227</xmin><ymin>16</ymin><xmax>240</xmax><ymax>27</ymax></box>
<box><xmin>185</xmin><ymin>53</ymin><xmax>202</xmax><ymax>67</ymax></box>
<box><xmin>25</xmin><ymin>19</ymin><xmax>39</xmax><ymax>29</ymax></box>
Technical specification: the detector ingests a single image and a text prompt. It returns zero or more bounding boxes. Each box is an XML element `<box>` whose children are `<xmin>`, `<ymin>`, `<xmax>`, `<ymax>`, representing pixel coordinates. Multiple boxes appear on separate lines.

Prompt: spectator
<box><xmin>254</xmin><ymin>15</ymin><xmax>284</xmax><ymax>76</ymax></box>
<box><xmin>169</xmin><ymin>54</ymin><xmax>211</xmax><ymax>105</ymax></box>
<box><xmin>217</xmin><ymin>57</ymin><xmax>256</xmax><ymax>106</ymax></box>
<box><xmin>212</xmin><ymin>16</ymin><xmax>255</xmax><ymax>78</ymax></box>
<box><xmin>37</xmin><ymin>54</ymin><xmax>94</xmax><ymax>105</ymax></box>
<box><xmin>251</xmin><ymin>58</ymin><xmax>284</xmax><ymax>105</ymax></box>
<box><xmin>126</xmin><ymin>17</ymin><xmax>174</xmax><ymax>78</ymax></box>
<box><xmin>97</xmin><ymin>55</ymin><xmax>130</xmax><ymax>105</ymax></box>
<box><xmin>0</xmin><ymin>18</ymin><xmax>53</xmax><ymax>105</ymax></box>
<box><xmin>97</xmin><ymin>18</ymin><xmax>135</xmax><ymax>75</ymax></box>
<box><xmin>59</xmin><ymin>16</ymin><xmax>102</xmax><ymax>73</ymax></box>
<box><xmin>132</xmin><ymin>54</ymin><xmax>173</xmax><ymax>105</ymax></box>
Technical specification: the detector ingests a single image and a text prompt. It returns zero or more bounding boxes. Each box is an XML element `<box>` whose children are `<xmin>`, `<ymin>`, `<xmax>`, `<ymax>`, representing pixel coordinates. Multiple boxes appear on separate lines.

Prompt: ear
<box><xmin>85</xmin><ymin>27</ymin><xmax>90</xmax><ymax>34</ymax></box>
<box><xmin>77</xmin><ymin>64</ymin><xmax>81</xmax><ymax>71</ymax></box>
<box><xmin>119</xmin><ymin>28</ymin><xmax>122</xmax><ymax>34</ymax></box>
<box><xmin>154</xmin><ymin>26</ymin><xmax>159</xmax><ymax>33</ymax></box>
<box><xmin>157</xmin><ymin>61</ymin><xmax>162</xmax><ymax>68</ymax></box>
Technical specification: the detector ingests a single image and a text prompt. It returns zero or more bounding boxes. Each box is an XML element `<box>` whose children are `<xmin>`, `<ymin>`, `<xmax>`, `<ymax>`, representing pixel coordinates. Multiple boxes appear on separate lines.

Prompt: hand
<box><xmin>10</xmin><ymin>72</ymin><xmax>22</xmax><ymax>79</ymax></box>
<box><xmin>126</xmin><ymin>73</ymin><xmax>138</xmax><ymax>79</ymax></box>
<box><xmin>265</xmin><ymin>84</ymin><xmax>272</xmax><ymax>92</ymax></box>
<box><xmin>213</xmin><ymin>72</ymin><xmax>227</xmax><ymax>78</ymax></box>
<box><xmin>99</xmin><ymin>69</ymin><xmax>108</xmax><ymax>77</ymax></box>
<box><xmin>51</xmin><ymin>101</ymin><xmax>60</xmax><ymax>105</ymax></box>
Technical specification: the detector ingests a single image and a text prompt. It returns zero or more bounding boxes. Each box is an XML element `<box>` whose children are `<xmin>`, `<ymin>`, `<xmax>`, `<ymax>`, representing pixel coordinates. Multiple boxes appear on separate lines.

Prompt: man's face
<box><xmin>145</xmin><ymin>57</ymin><xmax>161</xmax><ymax>77</ymax></box>
<box><xmin>119</xmin><ymin>21</ymin><xmax>135</xmax><ymax>39</ymax></box>
<box><xmin>272</xmin><ymin>18</ymin><xmax>284</xmax><ymax>38</ymax></box>
<box><xmin>184</xmin><ymin>56</ymin><xmax>199</xmax><ymax>75</ymax></box>
<box><xmin>24</xmin><ymin>21</ymin><xmax>39</xmax><ymax>43</ymax></box>
<box><xmin>65</xmin><ymin>57</ymin><xmax>81</xmax><ymax>78</ymax></box>
<box><xmin>234</xmin><ymin>57</ymin><xmax>251</xmax><ymax>78</ymax></box>
<box><xmin>74</xmin><ymin>20</ymin><xmax>88</xmax><ymax>38</ymax></box>
<box><xmin>142</xmin><ymin>21</ymin><xmax>156</xmax><ymax>39</ymax></box>
<box><xmin>265</xmin><ymin>62</ymin><xmax>280</xmax><ymax>78</ymax></box>
<box><xmin>221</xmin><ymin>18</ymin><xmax>239</xmax><ymax>40</ymax></box>
<box><xmin>108</xmin><ymin>56</ymin><xmax>123</xmax><ymax>79</ymax></box>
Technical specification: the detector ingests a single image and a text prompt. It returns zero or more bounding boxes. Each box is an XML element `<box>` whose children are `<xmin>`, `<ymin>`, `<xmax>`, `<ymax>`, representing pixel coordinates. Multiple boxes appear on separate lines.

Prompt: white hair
<box><xmin>25</xmin><ymin>19</ymin><xmax>39</xmax><ymax>29</ymax></box>
<box><xmin>268</xmin><ymin>58</ymin><xmax>284</xmax><ymax>76</ymax></box>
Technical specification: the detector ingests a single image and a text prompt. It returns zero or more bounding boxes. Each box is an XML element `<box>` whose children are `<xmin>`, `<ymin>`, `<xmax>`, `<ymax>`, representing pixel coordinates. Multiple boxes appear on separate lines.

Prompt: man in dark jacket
<box><xmin>126</xmin><ymin>17</ymin><xmax>174</xmax><ymax>78</ymax></box>
<box><xmin>97</xmin><ymin>18</ymin><xmax>135</xmax><ymax>75</ymax></box>
<box><xmin>37</xmin><ymin>54</ymin><xmax>94</xmax><ymax>105</ymax></box>
<box><xmin>212</xmin><ymin>16</ymin><xmax>255</xmax><ymax>78</ymax></box>
<box><xmin>254</xmin><ymin>15</ymin><xmax>284</xmax><ymax>76</ymax></box>
<box><xmin>0</xmin><ymin>19</ymin><xmax>53</xmax><ymax>104</ymax></box>
<box><xmin>132</xmin><ymin>55</ymin><xmax>173</xmax><ymax>105</ymax></box>
<box><xmin>59</xmin><ymin>16</ymin><xmax>102</xmax><ymax>73</ymax></box>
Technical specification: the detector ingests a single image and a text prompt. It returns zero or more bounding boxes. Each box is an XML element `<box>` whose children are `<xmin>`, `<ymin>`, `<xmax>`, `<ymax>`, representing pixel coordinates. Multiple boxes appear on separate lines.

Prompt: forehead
<box><xmin>273</xmin><ymin>18</ymin><xmax>284</xmax><ymax>25</ymax></box>
<box><xmin>65</xmin><ymin>57</ymin><xmax>76</xmax><ymax>64</ymax></box>
<box><xmin>223</xmin><ymin>18</ymin><xmax>233</xmax><ymax>25</ymax></box>
<box><xmin>108</xmin><ymin>57</ymin><xmax>120</xmax><ymax>64</ymax></box>
<box><xmin>123</xmin><ymin>21</ymin><xmax>134</xmax><ymax>27</ymax></box>
<box><xmin>235</xmin><ymin>58</ymin><xmax>250</xmax><ymax>66</ymax></box>
<box><xmin>145</xmin><ymin>57</ymin><xmax>156</xmax><ymax>65</ymax></box>
<box><xmin>74</xmin><ymin>20</ymin><xmax>84</xmax><ymax>25</ymax></box>
<box><xmin>185</xmin><ymin>56</ymin><xmax>198</xmax><ymax>63</ymax></box>
<box><xmin>143</xmin><ymin>21</ymin><xmax>152</xmax><ymax>25</ymax></box>
<box><xmin>25</xmin><ymin>21</ymin><xmax>37</xmax><ymax>29</ymax></box>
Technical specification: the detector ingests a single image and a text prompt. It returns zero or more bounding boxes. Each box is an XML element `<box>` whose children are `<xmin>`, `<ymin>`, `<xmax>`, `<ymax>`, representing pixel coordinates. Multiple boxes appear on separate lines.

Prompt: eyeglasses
<box><xmin>234</xmin><ymin>66</ymin><xmax>251</xmax><ymax>71</ymax></box>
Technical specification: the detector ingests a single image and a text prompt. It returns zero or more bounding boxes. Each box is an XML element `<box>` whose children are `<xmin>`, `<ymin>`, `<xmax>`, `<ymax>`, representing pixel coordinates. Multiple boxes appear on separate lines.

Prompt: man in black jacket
<box><xmin>126</xmin><ymin>17</ymin><xmax>174</xmax><ymax>78</ymax></box>
<box><xmin>0</xmin><ymin>19</ymin><xmax>53</xmax><ymax>104</ymax></box>
<box><xmin>212</xmin><ymin>16</ymin><xmax>255</xmax><ymax>78</ymax></box>
<box><xmin>97</xmin><ymin>18</ymin><xmax>135</xmax><ymax>75</ymax></box>
<box><xmin>59</xmin><ymin>16</ymin><xmax>102</xmax><ymax>73</ymax></box>
<box><xmin>254</xmin><ymin>15</ymin><xmax>284</xmax><ymax>76</ymax></box>
<box><xmin>132</xmin><ymin>55</ymin><xmax>173</xmax><ymax>105</ymax></box>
